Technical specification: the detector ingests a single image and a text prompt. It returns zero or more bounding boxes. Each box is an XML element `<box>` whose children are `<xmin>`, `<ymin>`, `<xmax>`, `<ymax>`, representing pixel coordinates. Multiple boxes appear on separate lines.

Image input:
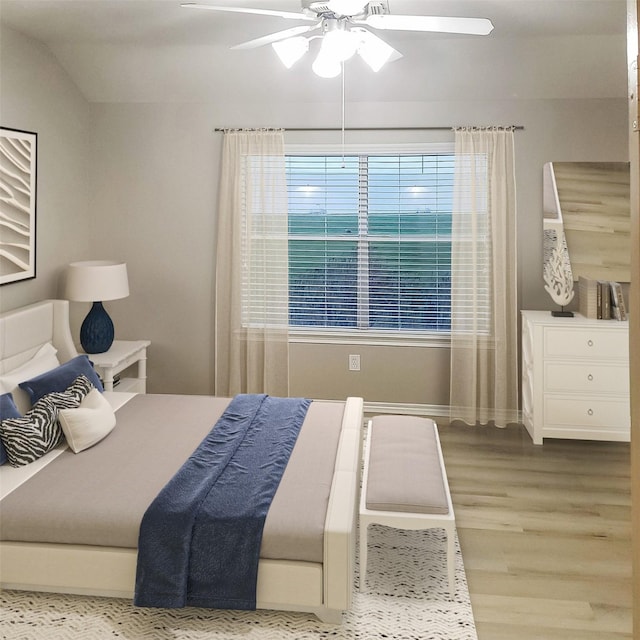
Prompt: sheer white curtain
<box><xmin>214</xmin><ymin>130</ymin><xmax>289</xmax><ymax>397</ymax></box>
<box><xmin>449</xmin><ymin>128</ymin><xmax>518</xmax><ymax>427</ymax></box>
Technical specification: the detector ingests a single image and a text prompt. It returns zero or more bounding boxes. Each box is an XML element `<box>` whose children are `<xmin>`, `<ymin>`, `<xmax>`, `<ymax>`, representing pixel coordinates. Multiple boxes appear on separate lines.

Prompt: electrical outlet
<box><xmin>349</xmin><ymin>354</ymin><xmax>360</xmax><ymax>371</ymax></box>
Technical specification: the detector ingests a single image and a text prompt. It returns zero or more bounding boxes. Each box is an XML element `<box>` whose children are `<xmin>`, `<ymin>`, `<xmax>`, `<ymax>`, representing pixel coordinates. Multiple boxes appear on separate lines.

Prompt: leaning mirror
<box><xmin>543</xmin><ymin>161</ymin><xmax>630</xmax><ymax>285</ymax></box>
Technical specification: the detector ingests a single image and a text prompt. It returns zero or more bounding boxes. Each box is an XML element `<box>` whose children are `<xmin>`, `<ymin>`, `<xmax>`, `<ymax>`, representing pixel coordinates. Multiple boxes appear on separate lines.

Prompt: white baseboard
<box><xmin>363</xmin><ymin>402</ymin><xmax>450</xmax><ymax>418</ymax></box>
<box><xmin>363</xmin><ymin>402</ymin><xmax>522</xmax><ymax>424</ymax></box>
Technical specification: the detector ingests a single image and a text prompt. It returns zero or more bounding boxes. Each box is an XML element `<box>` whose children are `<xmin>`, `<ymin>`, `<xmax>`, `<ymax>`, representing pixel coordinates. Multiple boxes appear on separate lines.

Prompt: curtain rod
<box><xmin>213</xmin><ymin>126</ymin><xmax>525</xmax><ymax>132</ymax></box>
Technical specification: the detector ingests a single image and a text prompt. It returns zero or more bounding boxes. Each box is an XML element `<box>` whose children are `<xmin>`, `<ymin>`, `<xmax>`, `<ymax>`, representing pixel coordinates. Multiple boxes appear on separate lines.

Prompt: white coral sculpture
<box><xmin>544</xmin><ymin>239</ymin><xmax>575</xmax><ymax>307</ymax></box>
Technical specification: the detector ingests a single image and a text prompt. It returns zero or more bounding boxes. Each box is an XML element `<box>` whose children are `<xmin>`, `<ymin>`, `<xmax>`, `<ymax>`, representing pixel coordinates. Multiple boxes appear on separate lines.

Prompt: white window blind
<box><xmin>286</xmin><ymin>148</ymin><xmax>474</xmax><ymax>332</ymax></box>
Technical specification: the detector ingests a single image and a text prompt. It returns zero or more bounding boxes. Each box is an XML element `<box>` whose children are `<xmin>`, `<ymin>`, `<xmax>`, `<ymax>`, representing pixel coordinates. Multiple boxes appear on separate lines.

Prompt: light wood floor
<box><xmin>437</xmin><ymin>422</ymin><xmax>633</xmax><ymax>640</ymax></box>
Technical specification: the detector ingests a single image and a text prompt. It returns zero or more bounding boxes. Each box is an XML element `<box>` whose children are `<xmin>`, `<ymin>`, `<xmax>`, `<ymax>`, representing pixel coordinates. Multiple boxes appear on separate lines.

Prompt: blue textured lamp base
<box><xmin>80</xmin><ymin>301</ymin><xmax>115</xmax><ymax>354</ymax></box>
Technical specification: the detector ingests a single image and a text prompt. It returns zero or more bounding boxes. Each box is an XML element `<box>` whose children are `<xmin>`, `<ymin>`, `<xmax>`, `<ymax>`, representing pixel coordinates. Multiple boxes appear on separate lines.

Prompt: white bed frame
<box><xmin>0</xmin><ymin>300</ymin><xmax>364</xmax><ymax>624</ymax></box>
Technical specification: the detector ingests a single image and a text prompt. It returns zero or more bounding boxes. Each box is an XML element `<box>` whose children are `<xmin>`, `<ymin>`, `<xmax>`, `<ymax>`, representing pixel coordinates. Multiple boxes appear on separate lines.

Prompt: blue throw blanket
<box><xmin>134</xmin><ymin>394</ymin><xmax>311</xmax><ymax>610</ymax></box>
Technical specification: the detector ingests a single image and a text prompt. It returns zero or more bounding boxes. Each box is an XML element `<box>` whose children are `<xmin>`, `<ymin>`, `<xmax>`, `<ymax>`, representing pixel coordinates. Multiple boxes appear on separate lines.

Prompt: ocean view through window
<box><xmin>286</xmin><ymin>147</ymin><xmax>455</xmax><ymax>332</ymax></box>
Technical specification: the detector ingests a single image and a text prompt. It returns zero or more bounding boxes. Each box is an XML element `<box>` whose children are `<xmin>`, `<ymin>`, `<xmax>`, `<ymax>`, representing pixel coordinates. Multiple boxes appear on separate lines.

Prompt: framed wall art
<box><xmin>0</xmin><ymin>127</ymin><xmax>37</xmax><ymax>285</ymax></box>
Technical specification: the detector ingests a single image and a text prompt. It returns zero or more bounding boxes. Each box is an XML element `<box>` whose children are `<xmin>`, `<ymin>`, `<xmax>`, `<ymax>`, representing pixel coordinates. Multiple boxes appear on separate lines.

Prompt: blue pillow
<box><xmin>18</xmin><ymin>355</ymin><xmax>104</xmax><ymax>405</ymax></box>
<box><xmin>0</xmin><ymin>392</ymin><xmax>21</xmax><ymax>465</ymax></box>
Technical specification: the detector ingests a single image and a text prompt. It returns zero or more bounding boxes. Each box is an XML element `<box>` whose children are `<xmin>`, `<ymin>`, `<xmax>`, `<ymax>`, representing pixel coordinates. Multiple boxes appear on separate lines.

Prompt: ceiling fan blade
<box><xmin>180</xmin><ymin>3</ymin><xmax>315</xmax><ymax>21</ymax></box>
<box><xmin>362</xmin><ymin>14</ymin><xmax>494</xmax><ymax>36</ymax></box>
<box><xmin>231</xmin><ymin>24</ymin><xmax>319</xmax><ymax>50</ymax></box>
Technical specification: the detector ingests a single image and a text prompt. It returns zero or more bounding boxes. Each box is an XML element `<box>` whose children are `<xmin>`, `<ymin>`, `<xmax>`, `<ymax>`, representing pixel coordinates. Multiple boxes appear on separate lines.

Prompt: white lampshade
<box><xmin>65</xmin><ymin>261</ymin><xmax>129</xmax><ymax>302</ymax></box>
<box><xmin>312</xmin><ymin>53</ymin><xmax>342</xmax><ymax>78</ymax></box>
<box><xmin>357</xmin><ymin>29</ymin><xmax>396</xmax><ymax>72</ymax></box>
<box><xmin>322</xmin><ymin>27</ymin><xmax>359</xmax><ymax>62</ymax></box>
<box><xmin>272</xmin><ymin>36</ymin><xmax>309</xmax><ymax>68</ymax></box>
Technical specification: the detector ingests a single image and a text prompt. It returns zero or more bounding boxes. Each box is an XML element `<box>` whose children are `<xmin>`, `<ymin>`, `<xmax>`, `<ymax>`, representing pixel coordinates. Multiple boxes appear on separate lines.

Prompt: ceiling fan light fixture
<box><xmin>322</xmin><ymin>26</ymin><xmax>359</xmax><ymax>62</ymax></box>
<box><xmin>357</xmin><ymin>30</ymin><xmax>394</xmax><ymax>72</ymax></box>
<box><xmin>312</xmin><ymin>49</ymin><xmax>342</xmax><ymax>78</ymax></box>
<box><xmin>272</xmin><ymin>36</ymin><xmax>309</xmax><ymax>68</ymax></box>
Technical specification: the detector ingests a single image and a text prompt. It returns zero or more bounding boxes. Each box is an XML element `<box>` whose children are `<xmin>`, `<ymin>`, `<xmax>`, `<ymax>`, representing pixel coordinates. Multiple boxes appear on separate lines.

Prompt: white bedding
<box><xmin>0</xmin><ymin>391</ymin><xmax>135</xmax><ymax>500</ymax></box>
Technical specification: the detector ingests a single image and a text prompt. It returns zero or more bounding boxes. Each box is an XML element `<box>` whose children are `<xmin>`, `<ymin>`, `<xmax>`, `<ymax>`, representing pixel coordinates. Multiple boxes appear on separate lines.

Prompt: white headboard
<box><xmin>0</xmin><ymin>300</ymin><xmax>79</xmax><ymax>374</ymax></box>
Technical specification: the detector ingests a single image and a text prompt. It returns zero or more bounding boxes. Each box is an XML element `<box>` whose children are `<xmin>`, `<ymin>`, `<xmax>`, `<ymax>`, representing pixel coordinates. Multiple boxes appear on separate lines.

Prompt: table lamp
<box><xmin>65</xmin><ymin>260</ymin><xmax>130</xmax><ymax>354</ymax></box>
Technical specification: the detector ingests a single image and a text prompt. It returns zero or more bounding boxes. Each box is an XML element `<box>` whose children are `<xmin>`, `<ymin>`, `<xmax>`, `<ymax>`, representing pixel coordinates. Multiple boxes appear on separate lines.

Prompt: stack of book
<box><xmin>97</xmin><ymin>373</ymin><xmax>121</xmax><ymax>388</ymax></box>
<box><xmin>578</xmin><ymin>276</ymin><xmax>627</xmax><ymax>320</ymax></box>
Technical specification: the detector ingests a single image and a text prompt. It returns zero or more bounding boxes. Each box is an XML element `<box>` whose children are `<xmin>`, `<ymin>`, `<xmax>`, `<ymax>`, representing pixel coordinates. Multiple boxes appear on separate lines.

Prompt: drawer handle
<box><xmin>587</xmin><ymin>408</ymin><xmax>594</xmax><ymax>416</ymax></box>
<box><xmin>587</xmin><ymin>339</ymin><xmax>594</xmax><ymax>347</ymax></box>
<box><xmin>587</xmin><ymin>374</ymin><xmax>594</xmax><ymax>381</ymax></box>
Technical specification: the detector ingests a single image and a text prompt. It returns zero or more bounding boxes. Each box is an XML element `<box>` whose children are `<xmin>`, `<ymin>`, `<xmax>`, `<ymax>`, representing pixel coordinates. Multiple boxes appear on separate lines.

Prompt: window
<box><xmin>286</xmin><ymin>146</ymin><xmax>455</xmax><ymax>333</ymax></box>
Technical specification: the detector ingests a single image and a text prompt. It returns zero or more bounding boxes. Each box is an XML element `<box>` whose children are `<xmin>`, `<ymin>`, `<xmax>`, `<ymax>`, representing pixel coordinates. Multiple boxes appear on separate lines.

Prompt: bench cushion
<box><xmin>365</xmin><ymin>416</ymin><xmax>449</xmax><ymax>515</ymax></box>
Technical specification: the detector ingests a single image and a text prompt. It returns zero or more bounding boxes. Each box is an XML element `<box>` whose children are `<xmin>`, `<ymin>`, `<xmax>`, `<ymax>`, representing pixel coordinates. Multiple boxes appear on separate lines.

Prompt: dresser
<box><xmin>521</xmin><ymin>311</ymin><xmax>630</xmax><ymax>444</ymax></box>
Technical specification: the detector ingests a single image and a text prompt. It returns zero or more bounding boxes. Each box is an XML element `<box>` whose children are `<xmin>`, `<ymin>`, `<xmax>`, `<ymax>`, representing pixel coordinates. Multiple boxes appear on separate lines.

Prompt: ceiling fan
<box><xmin>181</xmin><ymin>0</ymin><xmax>494</xmax><ymax>78</ymax></box>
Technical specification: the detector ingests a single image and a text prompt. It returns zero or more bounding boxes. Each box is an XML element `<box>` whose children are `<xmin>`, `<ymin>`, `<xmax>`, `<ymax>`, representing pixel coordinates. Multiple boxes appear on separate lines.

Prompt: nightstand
<box><xmin>88</xmin><ymin>340</ymin><xmax>151</xmax><ymax>393</ymax></box>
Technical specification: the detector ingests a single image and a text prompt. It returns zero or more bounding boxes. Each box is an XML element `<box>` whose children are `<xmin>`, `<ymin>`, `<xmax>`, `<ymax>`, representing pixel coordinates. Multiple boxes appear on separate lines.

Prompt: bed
<box><xmin>0</xmin><ymin>299</ymin><xmax>364</xmax><ymax>624</ymax></box>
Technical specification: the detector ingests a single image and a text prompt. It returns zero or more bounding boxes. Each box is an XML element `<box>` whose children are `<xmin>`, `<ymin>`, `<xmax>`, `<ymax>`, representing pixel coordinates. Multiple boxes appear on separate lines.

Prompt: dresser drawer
<box><xmin>544</xmin><ymin>327</ymin><xmax>628</xmax><ymax>360</ymax></box>
<box><xmin>544</xmin><ymin>396</ymin><xmax>631</xmax><ymax>429</ymax></box>
<box><xmin>544</xmin><ymin>362</ymin><xmax>629</xmax><ymax>394</ymax></box>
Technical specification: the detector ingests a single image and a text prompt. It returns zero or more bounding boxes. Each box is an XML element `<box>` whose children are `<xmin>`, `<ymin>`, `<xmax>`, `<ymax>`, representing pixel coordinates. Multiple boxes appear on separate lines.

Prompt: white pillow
<box><xmin>58</xmin><ymin>388</ymin><xmax>116</xmax><ymax>453</ymax></box>
<box><xmin>0</xmin><ymin>343</ymin><xmax>60</xmax><ymax>414</ymax></box>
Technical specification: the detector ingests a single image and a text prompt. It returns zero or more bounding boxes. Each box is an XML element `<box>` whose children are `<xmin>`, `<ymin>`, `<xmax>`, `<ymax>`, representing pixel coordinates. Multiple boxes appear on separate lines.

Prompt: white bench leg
<box><xmin>359</xmin><ymin>519</ymin><xmax>368</xmax><ymax>591</ymax></box>
<box><xmin>446</xmin><ymin>524</ymin><xmax>456</xmax><ymax>599</ymax></box>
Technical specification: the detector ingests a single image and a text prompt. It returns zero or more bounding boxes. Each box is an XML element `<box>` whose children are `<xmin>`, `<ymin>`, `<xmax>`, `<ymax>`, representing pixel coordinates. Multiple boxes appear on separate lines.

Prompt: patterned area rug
<box><xmin>1</xmin><ymin>526</ymin><xmax>477</xmax><ymax>640</ymax></box>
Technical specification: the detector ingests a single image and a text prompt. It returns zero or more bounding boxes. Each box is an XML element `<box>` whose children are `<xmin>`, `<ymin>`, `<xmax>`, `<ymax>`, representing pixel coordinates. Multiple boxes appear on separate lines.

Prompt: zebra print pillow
<box><xmin>0</xmin><ymin>375</ymin><xmax>94</xmax><ymax>468</ymax></box>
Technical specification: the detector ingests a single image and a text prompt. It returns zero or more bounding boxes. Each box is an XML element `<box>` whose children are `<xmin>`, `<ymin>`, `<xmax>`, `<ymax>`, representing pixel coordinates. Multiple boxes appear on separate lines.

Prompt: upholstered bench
<box><xmin>359</xmin><ymin>415</ymin><xmax>456</xmax><ymax>597</ymax></box>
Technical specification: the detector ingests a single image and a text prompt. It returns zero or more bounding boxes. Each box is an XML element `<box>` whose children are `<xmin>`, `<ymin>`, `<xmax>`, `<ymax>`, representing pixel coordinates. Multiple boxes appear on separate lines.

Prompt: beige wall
<box><xmin>0</xmin><ymin>26</ymin><xmax>92</xmax><ymax>313</ymax></box>
<box><xmin>88</xmin><ymin>98</ymin><xmax>628</xmax><ymax>405</ymax></box>
<box><xmin>0</xmin><ymin>26</ymin><xmax>630</xmax><ymax>409</ymax></box>
<box><xmin>289</xmin><ymin>342</ymin><xmax>450</xmax><ymax>409</ymax></box>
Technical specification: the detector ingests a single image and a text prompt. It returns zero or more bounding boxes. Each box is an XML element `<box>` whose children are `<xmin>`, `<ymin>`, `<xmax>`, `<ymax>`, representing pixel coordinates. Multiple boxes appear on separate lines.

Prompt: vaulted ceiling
<box><xmin>1</xmin><ymin>0</ymin><xmax>628</xmax><ymax>103</ymax></box>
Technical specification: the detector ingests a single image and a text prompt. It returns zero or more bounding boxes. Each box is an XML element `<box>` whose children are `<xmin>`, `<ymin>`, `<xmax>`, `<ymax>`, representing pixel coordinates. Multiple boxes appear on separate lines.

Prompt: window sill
<box><xmin>288</xmin><ymin>328</ymin><xmax>451</xmax><ymax>348</ymax></box>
